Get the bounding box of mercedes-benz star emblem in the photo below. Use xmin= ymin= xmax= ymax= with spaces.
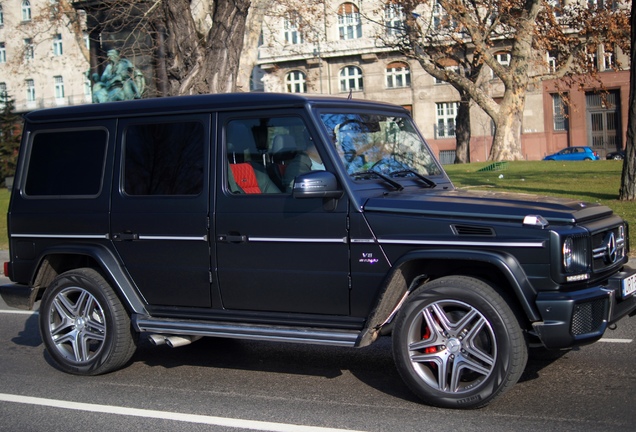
xmin=603 ymin=232 xmax=617 ymax=264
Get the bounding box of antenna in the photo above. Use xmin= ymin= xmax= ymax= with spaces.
xmin=348 ymin=89 xmax=353 ymax=100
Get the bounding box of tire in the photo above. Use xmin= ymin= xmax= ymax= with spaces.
xmin=392 ymin=276 xmax=527 ymax=409
xmin=39 ymin=268 xmax=137 ymax=375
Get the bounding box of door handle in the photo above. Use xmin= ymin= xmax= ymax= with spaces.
xmin=112 ymin=232 xmax=139 ymax=241
xmin=217 ymin=234 xmax=248 ymax=243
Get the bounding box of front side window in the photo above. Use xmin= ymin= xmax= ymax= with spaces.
xmin=124 ymin=121 xmax=205 ymax=195
xmin=386 ymin=62 xmax=410 ymax=88
xmin=338 ymin=3 xmax=362 ymax=40
xmin=339 ymin=66 xmax=363 ymax=92
xmin=436 ymin=102 xmax=458 ymax=138
xmin=226 ymin=116 xmax=322 ymax=194
xmin=320 ymin=112 xmax=441 ymax=177
xmin=25 ymin=129 xmax=107 ymax=196
xmin=285 ymin=70 xmax=306 ymax=93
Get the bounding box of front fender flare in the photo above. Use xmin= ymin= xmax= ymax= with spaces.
xmin=356 ymin=249 xmax=540 ymax=347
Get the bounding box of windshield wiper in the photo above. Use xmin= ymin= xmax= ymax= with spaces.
xmin=389 ymin=170 xmax=437 ymax=188
xmin=350 ymin=170 xmax=404 ymax=191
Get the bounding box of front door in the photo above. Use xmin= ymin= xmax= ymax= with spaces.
xmin=214 ymin=112 xmax=350 ymax=315
xmin=110 ymin=114 xmax=212 ymax=308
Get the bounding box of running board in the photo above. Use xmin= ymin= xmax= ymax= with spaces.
xmin=133 ymin=314 xmax=361 ymax=347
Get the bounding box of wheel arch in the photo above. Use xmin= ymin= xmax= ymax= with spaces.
xmin=31 ymin=244 xmax=148 ymax=315
xmin=356 ymin=249 xmax=540 ymax=347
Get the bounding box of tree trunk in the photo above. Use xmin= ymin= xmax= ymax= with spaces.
xmin=489 ymin=92 xmax=525 ymax=161
xmin=162 ymin=0 xmax=251 ymax=95
xmin=619 ymin=5 xmax=636 ymax=200
xmin=454 ymin=95 xmax=471 ymax=163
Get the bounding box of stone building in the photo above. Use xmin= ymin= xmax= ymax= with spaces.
xmin=255 ymin=1 xmax=630 ymax=162
xmin=0 ymin=0 xmax=91 ymax=112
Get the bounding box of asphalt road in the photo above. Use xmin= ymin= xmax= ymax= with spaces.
xmin=1 ymin=272 xmax=635 ymax=431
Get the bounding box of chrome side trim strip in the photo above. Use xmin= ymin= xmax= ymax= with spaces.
xmin=134 ymin=316 xmax=359 ymax=347
xmin=248 ymin=237 xmax=348 ymax=244
xmin=138 ymin=235 xmax=208 ymax=241
xmin=376 ymin=239 xmax=544 ymax=248
xmin=11 ymin=234 xmax=109 ymax=239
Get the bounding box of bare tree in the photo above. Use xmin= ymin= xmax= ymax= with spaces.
xmin=620 ymin=4 xmax=636 ymax=200
xmin=396 ymin=0 xmax=630 ymax=161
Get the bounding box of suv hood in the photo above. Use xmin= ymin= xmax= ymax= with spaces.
xmin=362 ymin=188 xmax=613 ymax=224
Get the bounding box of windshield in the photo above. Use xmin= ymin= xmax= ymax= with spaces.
xmin=319 ymin=113 xmax=442 ymax=180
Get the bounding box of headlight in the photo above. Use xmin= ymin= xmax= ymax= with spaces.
xmin=562 ymin=235 xmax=589 ymax=275
xmin=563 ymin=237 xmax=574 ymax=270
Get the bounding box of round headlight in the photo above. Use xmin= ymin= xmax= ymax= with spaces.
xmin=563 ymin=237 xmax=574 ymax=271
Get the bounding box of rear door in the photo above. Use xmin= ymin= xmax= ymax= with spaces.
xmin=110 ymin=114 xmax=212 ymax=307
xmin=214 ymin=111 xmax=351 ymax=315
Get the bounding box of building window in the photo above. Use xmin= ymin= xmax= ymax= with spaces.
xmin=54 ymin=76 xmax=64 ymax=100
xmin=339 ymin=66 xmax=363 ymax=92
xmin=384 ymin=2 xmax=404 ymax=36
xmin=436 ymin=102 xmax=458 ymax=138
xmin=24 ymin=38 xmax=34 ymax=61
xmin=0 ymin=5 xmax=4 ymax=26
xmin=338 ymin=3 xmax=362 ymax=40
xmin=285 ymin=70 xmax=306 ymax=93
xmin=386 ymin=61 xmax=410 ymax=88
xmin=284 ymin=14 xmax=303 ymax=45
xmin=0 ymin=42 xmax=6 ymax=63
xmin=26 ymin=79 xmax=35 ymax=102
xmin=22 ymin=0 xmax=32 ymax=22
xmin=53 ymin=34 xmax=63 ymax=56
xmin=552 ymin=94 xmax=568 ymax=131
xmin=547 ymin=51 xmax=557 ymax=73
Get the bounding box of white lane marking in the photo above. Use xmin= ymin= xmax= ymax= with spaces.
xmin=0 ymin=393 xmax=364 ymax=432
xmin=0 ymin=309 xmax=38 ymax=315
xmin=598 ymin=338 xmax=632 ymax=343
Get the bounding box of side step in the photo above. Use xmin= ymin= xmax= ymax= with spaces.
xmin=133 ymin=314 xmax=361 ymax=347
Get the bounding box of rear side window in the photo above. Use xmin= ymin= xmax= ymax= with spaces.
xmin=124 ymin=121 xmax=204 ymax=196
xmin=25 ymin=129 xmax=108 ymax=197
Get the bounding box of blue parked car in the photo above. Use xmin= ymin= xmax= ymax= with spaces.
xmin=543 ymin=146 xmax=599 ymax=161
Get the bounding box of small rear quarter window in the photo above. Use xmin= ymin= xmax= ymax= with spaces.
xmin=25 ymin=129 xmax=108 ymax=197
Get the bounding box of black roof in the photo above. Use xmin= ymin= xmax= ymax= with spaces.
xmin=25 ymin=93 xmax=406 ymax=124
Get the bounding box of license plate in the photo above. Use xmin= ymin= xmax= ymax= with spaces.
xmin=622 ymin=272 xmax=636 ymax=299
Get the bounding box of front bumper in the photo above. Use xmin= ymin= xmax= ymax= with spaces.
xmin=532 ymin=266 xmax=636 ymax=349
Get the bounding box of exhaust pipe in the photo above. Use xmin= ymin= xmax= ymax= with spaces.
xmin=148 ymin=334 xmax=167 ymax=346
xmin=148 ymin=334 xmax=202 ymax=348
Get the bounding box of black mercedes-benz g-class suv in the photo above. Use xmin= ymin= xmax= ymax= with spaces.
xmin=2 ymin=93 xmax=635 ymax=409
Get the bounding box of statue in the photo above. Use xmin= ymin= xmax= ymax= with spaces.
xmin=92 ymin=50 xmax=145 ymax=103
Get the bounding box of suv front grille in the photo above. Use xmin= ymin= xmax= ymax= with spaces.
xmin=591 ymin=226 xmax=626 ymax=272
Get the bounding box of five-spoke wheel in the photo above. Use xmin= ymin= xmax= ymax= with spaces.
xmin=39 ymin=268 xmax=137 ymax=375
xmin=392 ymin=276 xmax=527 ymax=408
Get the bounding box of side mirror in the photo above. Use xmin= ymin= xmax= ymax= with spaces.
xmin=292 ymin=171 xmax=343 ymax=199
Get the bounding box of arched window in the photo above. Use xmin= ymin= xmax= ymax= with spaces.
xmin=21 ymin=0 xmax=32 ymax=22
xmin=386 ymin=62 xmax=410 ymax=88
xmin=339 ymin=66 xmax=363 ymax=92
xmin=285 ymin=70 xmax=306 ymax=93
xmin=338 ymin=3 xmax=362 ymax=40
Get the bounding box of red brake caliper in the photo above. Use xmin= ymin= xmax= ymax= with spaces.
xmin=422 ymin=325 xmax=437 ymax=354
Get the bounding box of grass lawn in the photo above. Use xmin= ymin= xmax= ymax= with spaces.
xmin=444 ymin=160 xmax=635 ymax=243
xmin=0 ymin=160 xmax=633 ymax=251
